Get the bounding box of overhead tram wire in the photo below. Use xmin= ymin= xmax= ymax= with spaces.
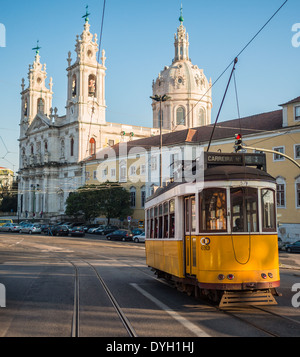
xmin=172 ymin=0 xmax=289 ymax=134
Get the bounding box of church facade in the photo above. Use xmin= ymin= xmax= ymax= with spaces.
xmin=17 ymin=18 xmax=157 ymax=220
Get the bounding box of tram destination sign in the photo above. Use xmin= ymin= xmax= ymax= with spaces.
xmin=205 ymin=152 xmax=266 ymax=170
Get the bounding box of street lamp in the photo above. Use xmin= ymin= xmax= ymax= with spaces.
xmin=150 ymin=94 xmax=171 ymax=187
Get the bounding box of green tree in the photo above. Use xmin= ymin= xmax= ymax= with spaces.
xmin=65 ymin=182 xmax=133 ymax=223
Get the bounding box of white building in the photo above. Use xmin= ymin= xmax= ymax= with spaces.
xmin=17 ymin=18 xmax=155 ymax=220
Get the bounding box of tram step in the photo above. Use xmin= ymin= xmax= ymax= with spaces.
xmin=219 ymin=290 xmax=277 ymax=308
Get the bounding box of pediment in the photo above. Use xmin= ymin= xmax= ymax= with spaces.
xmin=27 ymin=114 xmax=50 ymax=134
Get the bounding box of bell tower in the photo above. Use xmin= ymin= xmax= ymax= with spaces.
xmin=66 ymin=8 xmax=106 ymax=125
xmin=20 ymin=42 xmax=53 ymax=137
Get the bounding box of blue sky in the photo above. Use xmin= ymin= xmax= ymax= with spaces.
xmin=0 ymin=0 xmax=299 ymax=171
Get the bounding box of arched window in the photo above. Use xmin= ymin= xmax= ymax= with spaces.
xmin=72 ymin=74 xmax=77 ymax=98
xmin=24 ymin=98 xmax=28 ymax=116
xmin=89 ymin=138 xmax=96 ymax=156
xmin=130 ymin=186 xmax=136 ymax=208
xmin=37 ymin=98 xmax=45 ymax=114
xmin=70 ymin=138 xmax=74 ymax=157
xmin=88 ymin=74 xmax=96 ymax=97
xmin=197 ymin=108 xmax=206 ymax=127
xmin=176 ymin=106 xmax=185 ymax=126
xmin=30 ymin=144 xmax=34 ymax=155
xmin=276 ymin=176 xmax=286 ymax=208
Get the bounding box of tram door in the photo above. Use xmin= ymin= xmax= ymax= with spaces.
xmin=185 ymin=196 xmax=197 ymax=276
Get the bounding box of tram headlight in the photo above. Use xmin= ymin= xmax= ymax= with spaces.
xmin=268 ymin=273 xmax=273 ymax=278
xmin=261 ymin=273 xmax=267 ymax=279
xmin=227 ymin=274 xmax=234 ymax=280
xmin=218 ymin=274 xmax=225 ymax=280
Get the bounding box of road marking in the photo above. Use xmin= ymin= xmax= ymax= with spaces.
xmin=130 ymin=283 xmax=211 ymax=337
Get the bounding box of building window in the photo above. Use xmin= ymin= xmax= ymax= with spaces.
xmin=111 ymin=168 xmax=116 ymax=178
xmin=89 ymin=138 xmax=96 ymax=156
xmin=88 ymin=74 xmax=96 ymax=97
xmin=176 ymin=106 xmax=185 ymax=126
xmin=296 ymin=179 xmax=300 ymax=208
xmin=276 ymin=183 xmax=285 ymax=208
xmin=130 ymin=187 xmax=136 ymax=208
xmin=72 ymin=74 xmax=77 ymax=98
xmin=197 ymin=108 xmax=205 ymax=127
xmin=130 ymin=165 xmax=136 ymax=176
xmin=70 ymin=138 xmax=74 ymax=157
xmin=295 ymin=106 xmax=300 ymax=121
xmin=151 ymin=156 xmax=157 ymax=171
xmin=108 ymin=139 xmax=114 ymax=146
xmin=37 ymin=98 xmax=44 ymax=114
xmin=295 ymin=144 xmax=300 ymax=159
xmin=93 ymin=170 xmax=97 ymax=180
xmin=141 ymin=186 xmax=146 ymax=208
xmin=273 ymin=146 xmax=285 ymax=161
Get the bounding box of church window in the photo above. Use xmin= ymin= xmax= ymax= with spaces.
xmin=176 ymin=106 xmax=185 ymax=125
xmin=30 ymin=144 xmax=34 ymax=155
xmin=88 ymin=74 xmax=96 ymax=97
xmin=70 ymin=138 xmax=74 ymax=157
xmin=158 ymin=109 xmax=164 ymax=128
xmin=44 ymin=141 xmax=48 ymax=151
xmin=130 ymin=186 xmax=136 ymax=208
xmin=89 ymin=138 xmax=96 ymax=156
xmin=72 ymin=74 xmax=77 ymax=98
xmin=24 ymin=99 xmax=28 ymax=116
xmin=197 ymin=108 xmax=206 ymax=127
xmin=37 ymin=98 xmax=45 ymax=114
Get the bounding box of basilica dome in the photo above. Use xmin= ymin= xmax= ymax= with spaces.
xmin=151 ymin=13 xmax=212 ymax=131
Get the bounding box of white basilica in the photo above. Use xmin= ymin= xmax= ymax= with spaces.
xmin=18 ymin=10 xmax=212 ymax=220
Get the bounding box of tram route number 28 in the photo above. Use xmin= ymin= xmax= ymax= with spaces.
xmin=200 ymin=237 xmax=211 ymax=251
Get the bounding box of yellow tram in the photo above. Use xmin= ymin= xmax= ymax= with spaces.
xmin=145 ymin=152 xmax=280 ymax=306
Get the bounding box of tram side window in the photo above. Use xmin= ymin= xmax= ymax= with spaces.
xmin=163 ymin=202 xmax=169 ymax=238
xmin=154 ymin=206 xmax=158 ymax=238
xmin=158 ymin=204 xmax=163 ymax=238
xmin=200 ymin=188 xmax=227 ymax=232
xmin=169 ymin=199 xmax=175 ymax=238
xmin=231 ymin=187 xmax=258 ymax=232
xmin=261 ymin=189 xmax=276 ymax=232
xmin=150 ymin=208 xmax=154 ymax=238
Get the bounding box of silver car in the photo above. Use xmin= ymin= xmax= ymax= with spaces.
xmin=20 ymin=223 xmax=42 ymax=234
xmin=0 ymin=223 xmax=21 ymax=232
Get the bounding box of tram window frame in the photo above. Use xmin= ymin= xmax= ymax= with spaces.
xmin=231 ymin=187 xmax=259 ymax=233
xmin=199 ymin=188 xmax=227 ymax=232
xmin=158 ymin=204 xmax=163 ymax=238
xmin=150 ymin=208 xmax=154 ymax=238
xmin=163 ymin=201 xmax=169 ymax=238
xmin=169 ymin=199 xmax=175 ymax=238
xmin=261 ymin=188 xmax=276 ymax=232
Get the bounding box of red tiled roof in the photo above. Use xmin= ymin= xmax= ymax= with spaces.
xmin=91 ymin=109 xmax=283 ymax=160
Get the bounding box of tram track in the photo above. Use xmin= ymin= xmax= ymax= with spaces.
xmin=215 ymin=304 xmax=300 ymax=337
xmin=68 ymin=258 xmax=138 ymax=338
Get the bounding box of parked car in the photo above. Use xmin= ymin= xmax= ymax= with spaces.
xmin=133 ymin=232 xmax=145 ymax=243
xmin=94 ymin=225 xmax=118 ymax=235
xmin=0 ymin=222 xmax=21 ymax=232
xmin=285 ymin=241 xmax=300 ymax=253
xmin=106 ymin=229 xmax=133 ymax=241
xmin=70 ymin=226 xmax=85 ymax=237
xmin=48 ymin=225 xmax=69 ymax=236
xmin=131 ymin=228 xmax=144 ymax=236
xmin=87 ymin=225 xmax=105 ymax=233
xmin=20 ymin=223 xmax=41 ymax=234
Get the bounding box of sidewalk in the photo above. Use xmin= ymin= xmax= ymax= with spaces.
xmin=279 ymin=252 xmax=300 ymax=270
